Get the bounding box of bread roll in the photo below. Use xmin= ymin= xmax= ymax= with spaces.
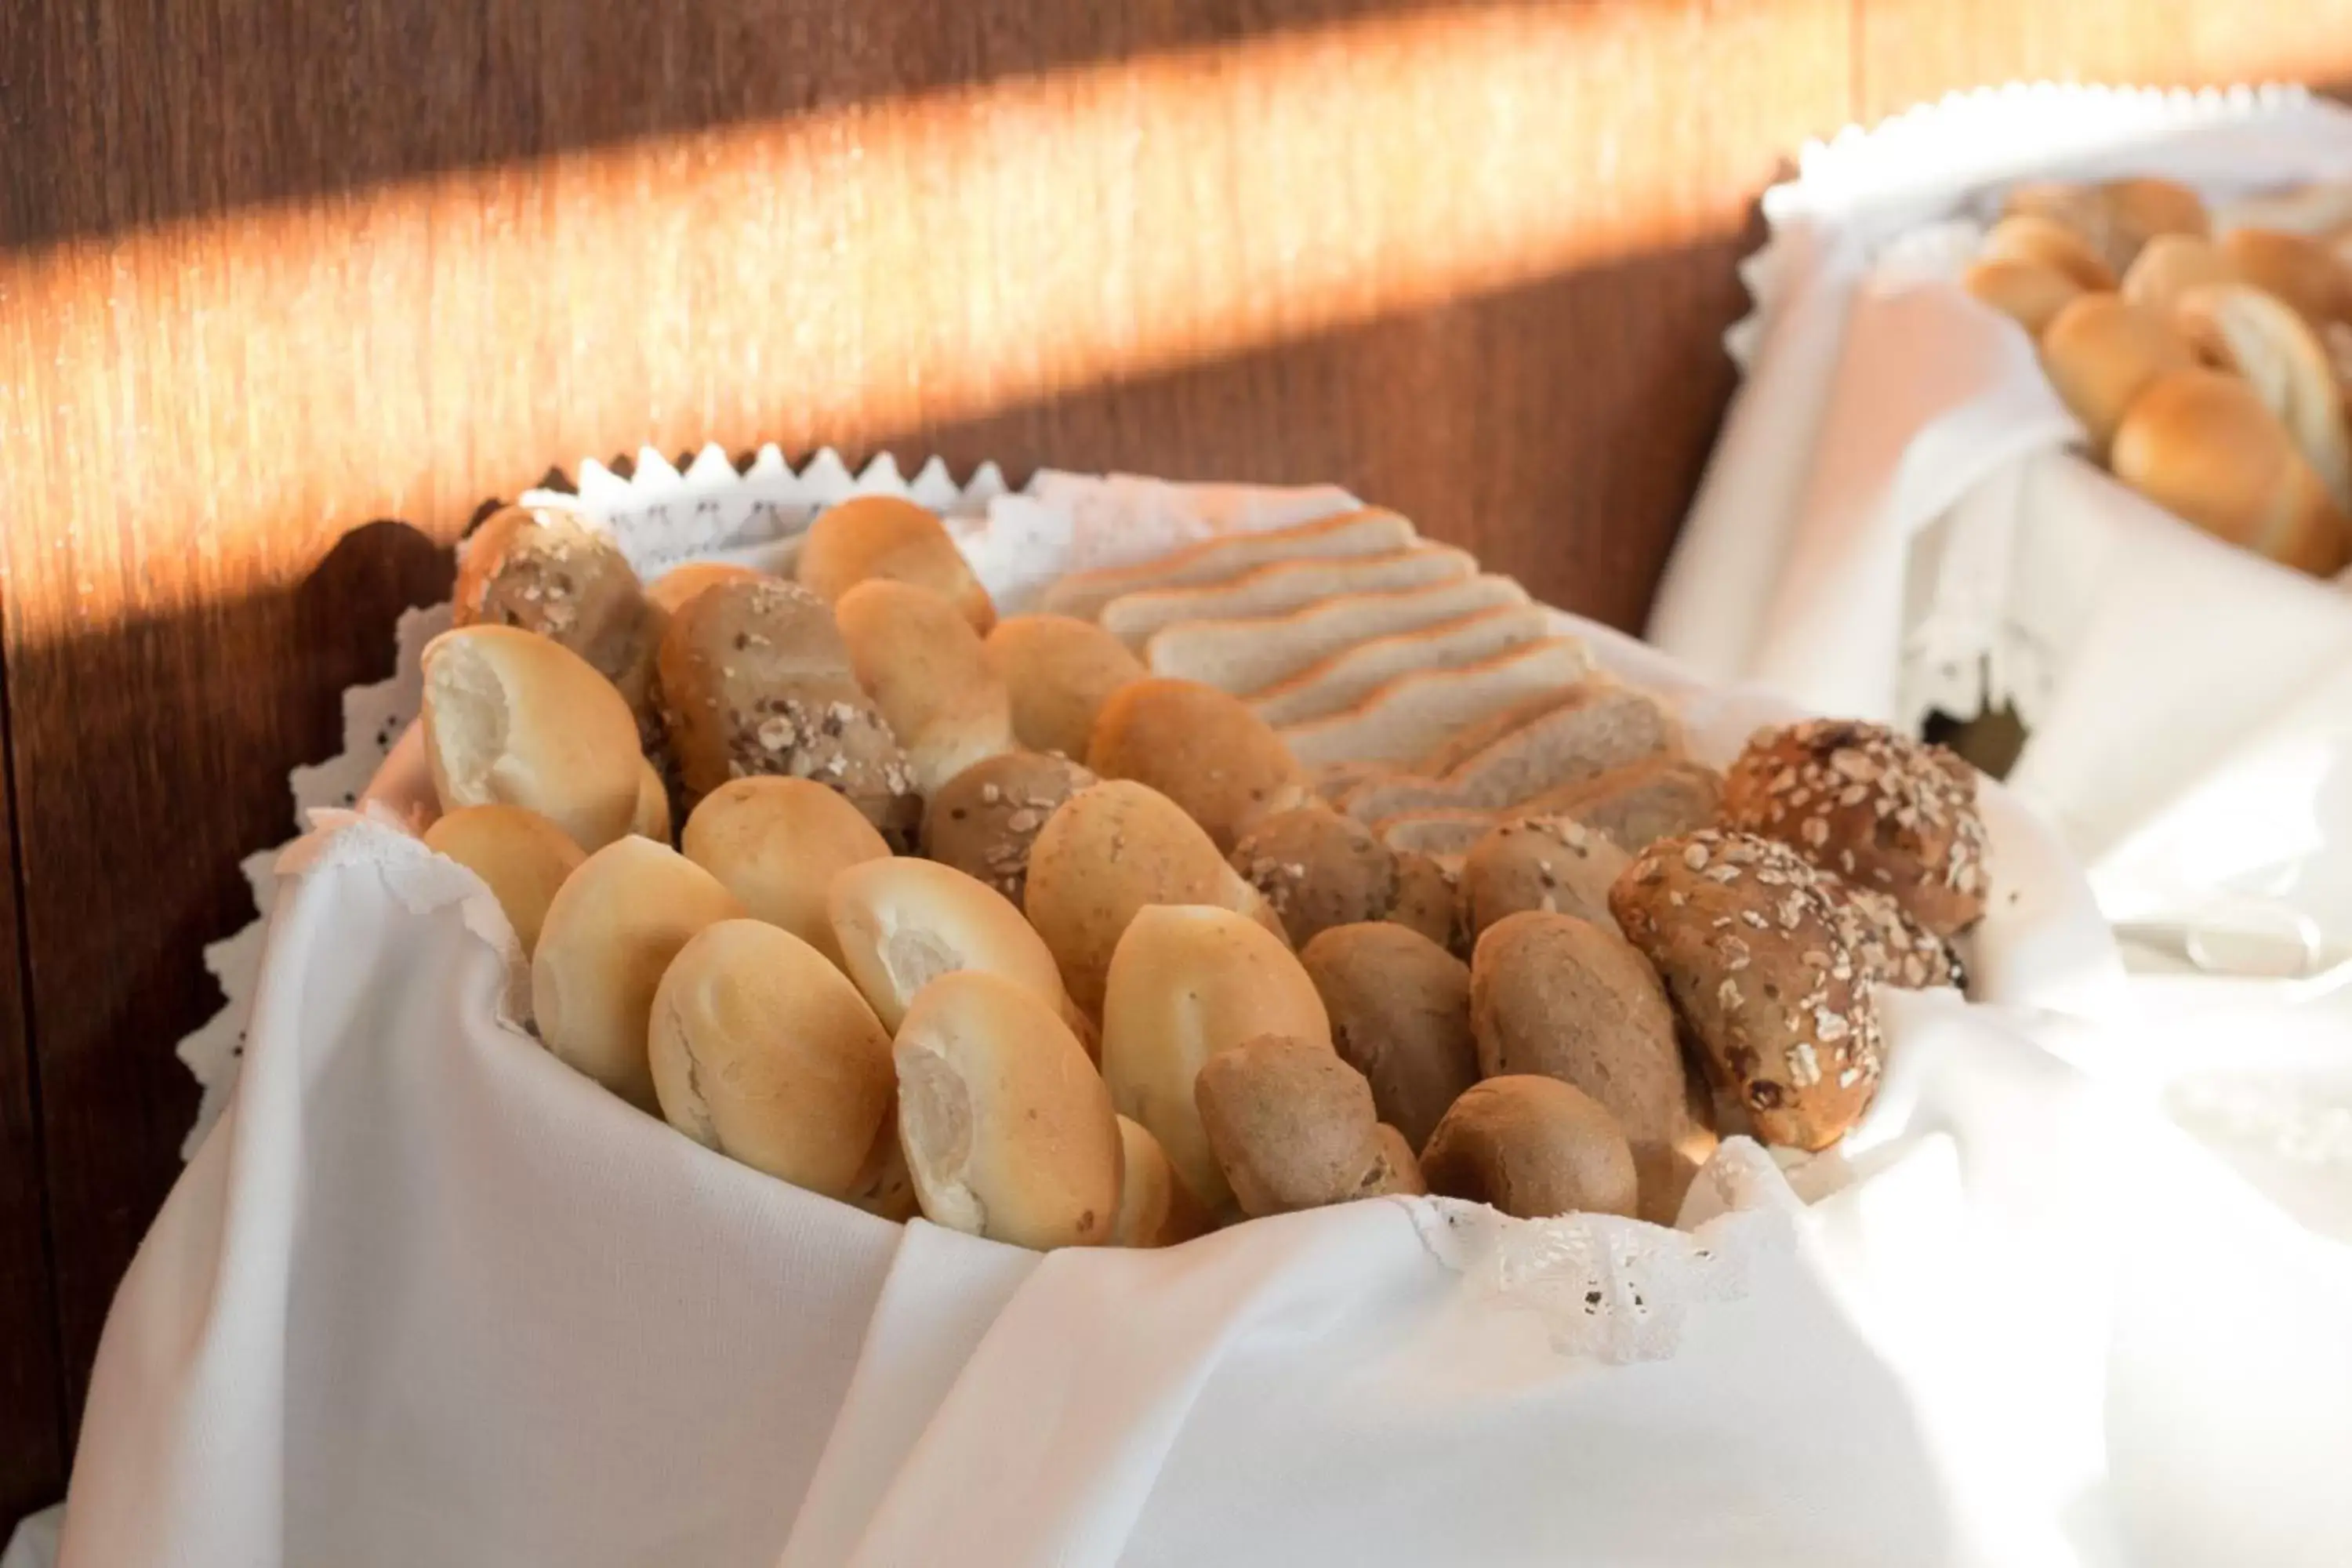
xmin=1980 ymin=212 xmax=2118 ymax=291
xmin=2038 ymin=293 xmax=2198 ymax=459
xmin=681 ymin=775 xmax=891 ymax=967
xmin=1229 ymin=804 xmax=1454 ymax=949
xmin=2120 ymin=233 xmax=2238 ymax=315
xmin=921 ymin=750 xmax=1097 ymax=906
xmin=630 ymin=756 xmax=672 ymax=842
xmin=1023 ymin=780 xmax=1287 ymax=1017
xmin=1374 ymin=809 xmax=1493 ymax=862
xmin=1367 ymin=1123 xmax=1428 ymax=1196
xmin=532 ymin=837 xmax=745 ymax=1108
xmin=1962 ymin=258 xmax=2085 ymax=338
xmin=895 ymin=971 xmax=1121 ymax=1250
xmin=1519 ymin=756 xmax=1722 ymax=854
xmin=1298 ymin=922 xmax=1476 ymax=1153
xmin=644 ymin=561 xmax=766 ymax=617
xmin=1087 ymin=678 xmax=1308 ymax=852
xmin=1111 ymin=1115 xmax=1210 ymax=1247
xmin=1388 ymin=851 xmax=1465 ymax=954
xmin=2171 ymin=283 xmax=2352 ymax=513
xmin=656 ymin=578 xmax=920 ymax=837
xmin=422 ymin=623 xmax=644 ymax=852
xmin=1829 ymin=877 xmax=1966 ymax=992
xmin=1468 ymin=910 xmax=1705 ymax=1222
xmin=2220 ymin=228 xmax=2351 ymax=325
xmin=835 ymin=578 xmax=1017 ymax=795
xmin=826 ymin=856 xmax=1091 ymax=1044
xmin=648 ymin=919 xmax=901 ymax=1210
xmin=2111 ymin=368 xmax=2351 ymax=575
xmin=453 ymin=504 xmax=659 ymax=737
xmin=1099 ymin=905 xmax=1331 ymax=1211
xmin=982 ymin=614 xmax=1147 ymax=758
xmin=1719 ymin=718 xmax=1991 ymax=938
xmin=1611 ymin=830 xmax=1882 ymax=1152
xmin=422 ymin=804 xmax=585 ymax=958
xmin=2099 ymin=177 xmax=2212 ymax=250
xmin=1040 ymin=506 xmax=1417 ymax=621
xmin=1418 ymin=1076 xmax=1638 ymax=1221
xmin=797 ymin=495 xmax=996 ymax=633
xmin=1458 ymin=815 xmax=1631 ymax=942
xmin=1193 ymin=1033 xmax=1388 ymax=1218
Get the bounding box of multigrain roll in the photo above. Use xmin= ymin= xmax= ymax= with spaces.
xmin=2038 ymin=293 xmax=2198 ymax=459
xmin=1099 ymin=904 xmax=1332 ymax=1212
xmin=1024 ymin=780 xmax=1287 ymax=1017
xmin=680 ymin=776 xmax=892 ymax=967
xmin=797 ymin=495 xmax=996 ymax=633
xmin=1298 ymin=922 xmax=1476 ymax=1153
xmin=1087 ymin=677 xmax=1309 ymax=852
xmin=983 ymin=613 xmax=1149 ymax=758
xmin=1610 ymin=830 xmax=1883 ymax=1152
xmin=1831 ymin=879 xmax=1967 ymax=992
xmin=453 ymin=504 xmax=660 ymax=736
xmin=920 ymin=750 xmax=1098 ymax=907
xmin=531 ymin=837 xmax=745 ymax=1109
xmin=1418 ymin=1076 xmax=1638 ymax=1221
xmin=895 ymin=971 xmax=1122 ymax=1250
xmin=422 ymin=623 xmax=644 ymax=852
xmin=826 ymin=856 xmax=1092 ymax=1046
xmin=1457 ymin=815 xmax=1630 ymax=942
xmin=1110 ymin=1115 xmax=1210 ymax=1248
xmin=1227 ymin=804 xmax=1457 ymax=950
xmin=1193 ymin=1033 xmax=1390 ymax=1218
xmin=1468 ymin=910 xmax=1709 ymax=1223
xmin=422 ymin=804 xmax=586 ymax=959
xmin=834 ymin=578 xmax=1018 ymax=795
xmin=648 ymin=919 xmax=903 ymax=1212
xmin=2111 ymin=368 xmax=2351 ymax=575
xmin=656 ymin=578 xmax=920 ymax=837
xmin=1719 ymin=718 xmax=1991 ymax=938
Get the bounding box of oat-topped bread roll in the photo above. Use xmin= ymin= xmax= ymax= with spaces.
xmin=834 ymin=579 xmax=1017 ymax=796
xmin=921 ymin=750 xmax=1096 ymax=908
xmin=1040 ymin=506 xmax=1417 ymax=621
xmin=2038 ymin=294 xmax=2199 ymax=459
xmin=797 ymin=494 xmax=996 ymax=633
xmin=2111 ymin=368 xmax=2350 ymax=575
xmin=1228 ymin=804 xmax=1454 ymax=949
xmin=656 ymin=577 xmax=920 ymax=838
xmin=1829 ymin=879 xmax=1966 ymax=992
xmin=1087 ymin=677 xmax=1308 ymax=853
xmin=1298 ymin=922 xmax=1476 ymax=1153
xmin=1719 ymin=718 xmax=1991 ymax=939
xmin=1101 ymin=544 xmax=1475 ymax=652
xmin=827 ymin=856 xmax=1092 ymax=1047
xmin=1457 ymin=815 xmax=1630 ymax=942
xmin=454 ymin=504 xmax=660 ymax=739
xmin=1418 ymin=1076 xmax=1638 ymax=1221
xmin=1963 ymin=257 xmax=2087 ymax=338
xmin=1341 ymin=681 xmax=1677 ymax=826
xmin=422 ymin=804 xmax=586 ymax=960
xmin=423 ymin=624 xmax=645 ymax=853
xmin=681 ymin=775 xmax=891 ymax=967
xmin=982 ymin=614 xmax=1146 ymax=759
xmin=1610 ymin=830 xmax=1882 ymax=1152
xmin=1519 ymin=755 xmax=1722 ymax=854
xmin=1193 ymin=1033 xmax=1414 ymax=1218
xmin=1110 ymin=1115 xmax=1210 ymax=1248
xmin=1468 ymin=910 xmax=1710 ymax=1222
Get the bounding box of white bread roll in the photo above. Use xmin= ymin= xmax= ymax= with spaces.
xmin=826 ymin=856 xmax=1090 ymax=1043
xmin=2038 ymin=293 xmax=2198 ymax=459
xmin=1111 ymin=1115 xmax=1209 ymax=1247
xmin=1040 ymin=506 xmax=1417 ymax=621
xmin=422 ymin=623 xmax=644 ymax=852
xmin=2120 ymin=233 xmax=2238 ymax=316
xmin=2172 ymin=283 xmax=2352 ymax=513
xmin=421 ymin=804 xmax=585 ymax=959
xmin=630 ymin=756 xmax=671 ymax=842
xmin=1962 ymin=257 xmax=2085 ymax=338
xmin=982 ymin=614 xmax=1148 ymax=758
xmin=797 ymin=495 xmax=996 ymax=633
xmin=1980 ymin=212 xmax=2117 ymax=291
xmin=2111 ymin=368 xmax=2351 ymax=577
xmin=648 ymin=918 xmax=901 ymax=1208
xmin=895 ymin=971 xmax=1123 ymax=1250
xmin=1086 ymin=677 xmax=1308 ymax=853
xmin=1099 ymin=545 xmax=1475 ymax=652
xmin=1099 ymin=905 xmax=1331 ymax=1212
xmin=834 ymin=578 xmax=1017 ymax=795
xmin=532 ymin=837 xmax=745 ymax=1108
xmin=2221 ymin=228 xmax=2351 ymax=325
xmin=681 ymin=775 xmax=892 ymax=967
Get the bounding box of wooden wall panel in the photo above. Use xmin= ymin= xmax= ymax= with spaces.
xmin=0 ymin=750 xmax=64 ymax=1527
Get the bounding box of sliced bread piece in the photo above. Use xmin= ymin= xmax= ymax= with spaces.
xmin=1145 ymin=574 xmax=1530 ymax=694
xmin=1374 ymin=810 xmax=1497 ymax=860
xmin=1414 ymin=685 xmax=1585 ymax=777
xmin=1309 ymin=759 xmax=1393 ymax=805
xmin=1040 ymin=507 xmax=1416 ymax=620
xmin=1249 ymin=604 xmax=1555 ymax=727
xmin=1340 ymin=681 xmax=1678 ymax=823
xmin=1101 ymin=545 xmax=1475 ymax=652
xmin=1517 ymin=756 xmax=1723 ymax=854
xmin=1277 ymin=638 xmax=1594 ymax=768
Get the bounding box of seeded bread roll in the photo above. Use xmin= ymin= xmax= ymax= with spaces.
xmin=648 ymin=919 xmax=902 ymax=1210
xmin=1111 ymin=1115 xmax=1210 ymax=1247
xmin=532 ymin=837 xmax=746 ymax=1109
xmin=895 ymin=971 xmax=1122 ymax=1249
xmin=1457 ymin=815 xmax=1631 ymax=942
xmin=1298 ymin=922 xmax=1476 ymax=1153
xmin=1023 ymin=780 xmax=1287 ymax=1018
xmin=1418 ymin=1075 xmax=1638 ymax=1221
xmin=422 ymin=804 xmax=586 ymax=959
xmin=1610 ymin=830 xmax=1884 ymax=1152
xmin=835 ymin=578 xmax=1018 ymax=795
xmin=1519 ymin=756 xmax=1722 ymax=853
xmin=1468 ymin=911 xmax=1708 ymax=1223
xmin=1829 ymin=878 xmax=1967 ymax=992
xmin=1719 ymin=718 xmax=1991 ymax=938
xmin=423 ymin=624 xmax=645 ymax=853
xmin=630 ymin=756 xmax=672 ymax=842
xmin=644 ymin=561 xmax=767 ymax=617
xmin=2111 ymin=368 xmax=2352 ymax=575
xmin=656 ymin=578 xmax=920 ymax=837
xmin=2038 ymin=293 xmax=2199 ymax=459
xmin=1963 ymin=257 xmax=2087 ymax=337
xmin=797 ymin=495 xmax=996 ymax=633
xmin=826 ymin=856 xmax=1091 ymax=1044
xmin=921 ymin=750 xmax=1097 ymax=907
xmin=982 ymin=614 xmax=1147 ymax=759
xmin=1087 ymin=677 xmax=1309 ymax=853
xmin=1194 ymin=1034 xmax=1390 ymax=1218
xmin=1226 ymin=804 xmax=1455 ymax=950
xmin=681 ymin=775 xmax=891 ymax=967
xmin=453 ymin=504 xmax=660 ymax=739
xmin=1099 ymin=905 xmax=1331 ymax=1211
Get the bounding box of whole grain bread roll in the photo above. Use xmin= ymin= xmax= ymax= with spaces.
xmin=1227 ymin=804 xmax=1455 ymax=950
xmin=1719 ymin=718 xmax=1991 ymax=938
xmin=648 ymin=918 xmax=902 ymax=1210
xmin=982 ymin=614 xmax=1147 ymax=759
xmin=1829 ymin=877 xmax=1967 ymax=992
xmin=920 ymin=750 xmax=1098 ymax=907
xmin=834 ymin=578 xmax=1018 ymax=795
xmin=1468 ymin=910 xmax=1708 ymax=1222
xmin=1298 ymin=922 xmax=1476 ymax=1153
xmin=2038 ymin=292 xmax=2199 ymax=459
xmin=453 ymin=503 xmax=660 ymax=739
xmin=826 ymin=855 xmax=1092 ymax=1046
xmin=644 ymin=561 xmax=767 ymax=617
xmin=1193 ymin=1033 xmax=1389 ymax=1218
xmin=895 ymin=971 xmax=1122 ymax=1250
xmin=797 ymin=495 xmax=996 ymax=633
xmin=1099 ymin=904 xmax=1331 ymax=1212
xmin=532 ymin=837 xmax=745 ymax=1109
xmin=1111 ymin=1115 xmax=1210 ymax=1247
xmin=1610 ymin=829 xmax=1884 ymax=1152
xmin=681 ymin=775 xmax=891 ymax=967
xmin=423 ymin=623 xmax=645 ymax=853
xmin=422 ymin=804 xmax=586 ymax=959
xmin=1457 ymin=815 xmax=1631 ymax=942
xmin=1418 ymin=1075 xmax=1638 ymax=1220
xmin=2111 ymin=368 xmax=2351 ymax=575
xmin=1087 ymin=677 xmax=1308 ymax=852
xmin=1518 ymin=755 xmax=1722 ymax=854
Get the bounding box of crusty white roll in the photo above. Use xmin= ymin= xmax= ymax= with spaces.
xmin=1111 ymin=1115 xmax=1210 ymax=1247
xmin=1962 ymin=258 xmax=2085 ymax=339
xmin=1980 ymin=212 xmax=2118 ymax=292
xmin=797 ymin=495 xmax=996 ymax=633
xmin=453 ymin=504 xmax=659 ymax=735
xmin=532 ymin=837 xmax=745 ymax=1108
xmin=834 ymin=578 xmax=1018 ymax=796
xmin=2038 ymin=293 xmax=2199 ymax=460
xmin=630 ymin=756 xmax=672 ymax=842
xmin=681 ymin=775 xmax=892 ymax=967
xmin=422 ymin=804 xmax=585 ymax=959
xmin=2111 ymin=368 xmax=2351 ymax=576
xmin=2172 ymin=283 xmax=2352 ymax=514
xmin=422 ymin=623 xmax=644 ymax=852
xmin=895 ymin=971 xmax=1123 ymax=1250
xmin=648 ymin=918 xmax=902 ymax=1210
xmin=1087 ymin=677 xmax=1309 ymax=853
xmin=2120 ymin=233 xmax=2238 ymax=316
xmin=826 ymin=855 xmax=1091 ymax=1044
xmin=982 ymin=614 xmax=1148 ymax=759
xmin=1099 ymin=904 xmax=1331 ymax=1213
xmin=2221 ymin=227 xmax=2351 ymax=326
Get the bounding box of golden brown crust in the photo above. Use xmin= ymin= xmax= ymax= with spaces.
xmin=797 ymin=495 xmax=996 ymax=633
xmin=1194 ymin=1033 xmax=1387 ymax=1218
xmin=1418 ymin=1076 xmax=1638 ymax=1221
xmin=454 ymin=505 xmax=662 ymax=746
xmin=982 ymin=613 xmax=1147 ymax=759
xmin=921 ymin=751 xmax=1098 ymax=909
xmin=1298 ymin=922 xmax=1477 ymax=1155
xmin=1087 ymin=677 xmax=1308 ymax=853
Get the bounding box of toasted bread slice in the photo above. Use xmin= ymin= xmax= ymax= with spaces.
xmin=1249 ymin=604 xmax=1555 ymax=727
xmin=1518 ymin=756 xmax=1723 ymax=855
xmin=1101 ymin=545 xmax=1474 ymax=651
xmin=1341 ymin=681 xmax=1677 ymax=822
xmin=1277 ymin=639 xmax=1594 ymax=768
xmin=1040 ymin=507 xmax=1417 ymax=620
xmin=1145 ymin=575 xmax=1530 ymax=694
